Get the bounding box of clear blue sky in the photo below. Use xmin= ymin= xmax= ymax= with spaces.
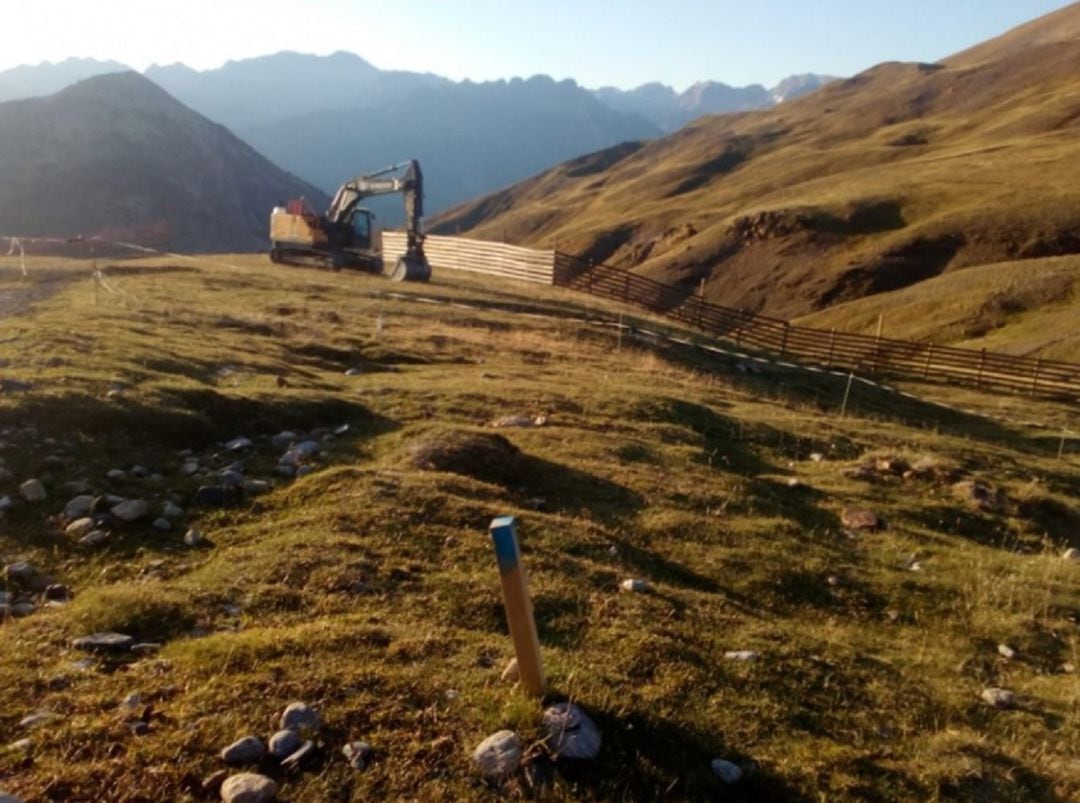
xmin=4 ymin=0 xmax=1073 ymax=89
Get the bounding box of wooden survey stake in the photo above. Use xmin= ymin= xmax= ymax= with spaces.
xmin=489 ymin=516 xmax=546 ymax=697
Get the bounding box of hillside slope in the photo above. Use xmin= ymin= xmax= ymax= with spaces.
xmin=0 ymin=73 xmax=326 ymax=251
xmin=433 ymin=3 xmax=1080 ymax=320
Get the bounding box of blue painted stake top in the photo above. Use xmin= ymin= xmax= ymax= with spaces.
xmin=490 ymin=515 xmax=521 ymax=574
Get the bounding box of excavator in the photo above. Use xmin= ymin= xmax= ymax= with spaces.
xmin=269 ymin=159 xmax=430 ymax=281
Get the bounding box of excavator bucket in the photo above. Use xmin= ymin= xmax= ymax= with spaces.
xmin=389 ymin=254 xmax=431 ymax=282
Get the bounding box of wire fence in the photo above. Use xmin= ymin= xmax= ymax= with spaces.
xmin=552 ymin=252 xmax=1079 ymax=401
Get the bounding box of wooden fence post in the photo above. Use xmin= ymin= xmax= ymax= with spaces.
xmin=923 ymin=344 xmax=934 ymax=379
xmin=780 ymin=322 xmax=790 ymax=356
xmin=623 ymin=272 xmax=630 ymax=302
xmin=488 ymin=516 xmax=545 ymax=697
xmin=976 ymin=348 xmax=987 ymax=386
xmin=871 ymin=314 xmax=884 ymax=374
xmin=1030 ymin=357 xmax=1042 ymax=396
xmin=826 ymin=329 xmax=836 ymax=368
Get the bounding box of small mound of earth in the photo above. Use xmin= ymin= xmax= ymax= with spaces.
xmin=406 ymin=430 xmax=522 ymax=485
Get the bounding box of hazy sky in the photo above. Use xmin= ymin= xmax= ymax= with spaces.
xmin=3 ymin=0 xmax=1073 ymax=89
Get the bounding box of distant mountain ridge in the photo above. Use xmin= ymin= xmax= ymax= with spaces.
xmin=0 ymin=54 xmax=836 ymax=218
xmin=593 ymin=74 xmax=836 ymax=132
xmin=0 ymin=72 xmax=327 ymax=250
xmin=0 ymin=57 xmax=128 ymax=103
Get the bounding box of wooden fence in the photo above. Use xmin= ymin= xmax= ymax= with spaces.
xmin=551 ymin=252 xmax=1079 ymax=399
xmin=383 ymin=231 xmax=554 ymax=284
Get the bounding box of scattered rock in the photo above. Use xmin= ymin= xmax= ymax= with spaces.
xmin=225 ymin=437 xmax=253 ymax=452
xmin=18 ymin=479 xmax=46 ymax=503
xmin=342 ymin=740 xmax=374 ymax=770
xmin=221 ymin=736 xmax=267 ymax=765
xmin=11 ymin=602 xmax=34 ymax=617
xmin=243 ymin=479 xmax=271 ymax=496
xmin=131 ymin=465 xmax=149 ymax=478
xmin=110 ymin=498 xmax=148 ymax=522
xmin=619 ymin=578 xmax=649 ymax=593
xmin=3 ymin=562 xmax=37 ymax=586
xmin=280 ymin=702 xmax=321 ymax=734
xmin=268 ymin=729 xmax=302 ymax=761
xmin=65 ymin=517 xmax=95 ymax=538
xmin=280 ymin=739 xmax=316 ymax=770
xmin=981 ymin=687 xmax=1016 ymax=709
xmin=344 ymin=367 xmax=362 ymax=376
xmin=809 ymin=453 xmax=824 ymax=463
xmin=841 ymin=508 xmax=883 ymax=531
xmin=63 ymin=494 xmax=95 ymax=519
xmin=271 ymin=431 xmax=299 ymax=449
xmin=183 ymin=528 xmax=205 ymax=548
xmin=219 ymin=773 xmax=278 ymax=803
xmin=953 ymin=480 xmax=1005 ymax=513
xmin=181 ymin=460 xmax=200 ymax=476
xmin=196 ymin=485 xmax=241 ymax=508
xmin=44 ymin=584 xmax=71 ymax=602
xmin=542 ymin=702 xmax=601 ymax=760
xmin=72 ymin=632 xmax=134 ymax=653
xmin=501 ymin=658 xmax=519 ymax=683
xmin=18 ymin=712 xmax=60 ymax=730
xmin=472 ymin=730 xmax=522 ymax=780
xmin=106 ymin=469 xmax=127 ymax=482
xmin=220 ymin=470 xmax=246 ymax=488
xmin=711 ymin=758 xmax=744 ymax=784
xmin=161 ymin=501 xmax=184 ymax=519
xmin=1063 ymin=548 xmax=1079 ymax=561
xmin=79 ymin=530 xmax=109 ymax=547
xmin=152 ymin=517 xmax=172 ymax=532
xmin=491 ymin=414 xmax=534 ymax=428
xmin=129 ymin=721 xmax=150 ymax=736
xmin=724 ymin=650 xmax=760 ymax=662
xmin=201 ymin=770 xmax=229 ymax=795
xmin=131 ymin=643 xmax=162 ymax=655
xmin=997 ymin=644 xmax=1017 ymax=660
xmin=0 ymin=496 xmax=12 ymax=512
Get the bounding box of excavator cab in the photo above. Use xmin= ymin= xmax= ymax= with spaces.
xmin=348 ymin=208 xmax=374 ymax=249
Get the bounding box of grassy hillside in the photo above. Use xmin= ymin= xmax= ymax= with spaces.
xmin=432 ymin=4 xmax=1080 ymax=323
xmin=796 ymin=255 xmax=1080 ymax=362
xmin=0 ymin=253 xmax=1077 ymax=802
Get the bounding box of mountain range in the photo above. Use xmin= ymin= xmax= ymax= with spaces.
xmin=0 ymin=55 xmax=834 ymax=219
xmin=0 ymin=72 xmax=326 ymax=250
xmin=434 ymin=2 xmax=1080 ymax=332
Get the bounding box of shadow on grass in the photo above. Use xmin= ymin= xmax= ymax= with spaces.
xmin=542 ymin=705 xmax=813 ymax=802
xmin=517 ymin=454 xmax=644 ymax=526
xmin=938 ymin=743 xmax=1070 ymax=803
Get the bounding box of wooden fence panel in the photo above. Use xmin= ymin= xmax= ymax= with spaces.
xmin=383 ymin=232 xmax=555 ymax=284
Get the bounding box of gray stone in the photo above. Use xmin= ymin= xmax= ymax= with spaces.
xmin=72 ymin=632 xmax=134 ymax=653
xmin=619 ymin=578 xmax=649 ymax=593
xmin=219 ymin=773 xmax=278 ymax=803
xmin=44 ymin=584 xmax=71 ymax=602
xmin=152 ymin=517 xmax=172 ymax=531
xmin=724 ymin=650 xmax=760 ymax=662
xmin=997 ymin=643 xmax=1017 ymax=660
xmin=221 ymin=736 xmax=266 ymax=765
xmin=1064 ymin=548 xmax=1080 ymax=561
xmin=131 ymin=643 xmax=162 ymax=655
xmin=711 ymin=758 xmax=744 ymax=784
xmin=183 ymin=528 xmax=205 ymax=548
xmin=3 ymin=562 xmax=36 ymax=585
xmin=342 ymin=740 xmax=374 ymax=770
xmin=243 ymin=480 xmax=271 ymax=496
xmin=18 ymin=479 xmax=46 ymax=503
xmin=279 ymin=739 xmax=315 ymax=769
xmin=11 ymin=602 xmax=34 ymax=617
xmin=19 ymin=712 xmax=60 ymax=729
xmin=220 ymin=470 xmax=246 ymax=488
xmin=202 ymin=770 xmax=228 ymax=795
xmin=161 ymin=501 xmax=184 ymax=519
xmin=65 ymin=517 xmax=95 ymax=538
xmin=279 ymin=702 xmax=321 ymax=734
xmin=542 ymin=702 xmax=601 ymax=760
xmin=181 ymin=460 xmax=200 ymax=476
xmin=106 ymin=469 xmax=127 ymax=482
xmin=79 ymin=530 xmax=109 ymax=547
xmin=472 ymin=730 xmax=522 ymax=779
xmin=296 ymin=466 xmax=313 ymax=478
xmin=344 ymin=367 xmax=362 ymax=376
xmin=131 ymin=465 xmax=148 ymax=478
xmin=225 ymin=437 xmax=253 ymax=452
xmin=295 ymin=440 xmax=320 ymax=457
xmin=271 ymin=431 xmax=298 ymax=449
xmin=981 ymin=687 xmax=1016 ymax=709
xmin=275 ymin=464 xmax=295 ymax=478
xmin=0 ymin=496 xmax=12 ymax=512
xmin=64 ymin=495 xmax=96 ymax=519
xmin=110 ymin=499 xmax=148 ymax=522
xmin=268 ymin=729 xmax=302 ymax=761
xmin=841 ymin=508 xmax=882 ymax=531
xmin=61 ymin=481 xmax=93 ymax=495
xmin=196 ymin=485 xmax=240 ymax=507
